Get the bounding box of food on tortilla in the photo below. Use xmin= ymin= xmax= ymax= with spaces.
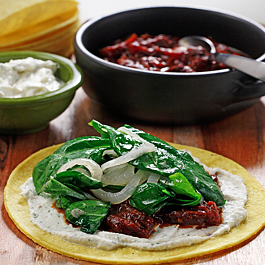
xmin=30 ymin=120 xmax=227 ymax=237
xmin=4 ymin=120 xmax=265 ymax=264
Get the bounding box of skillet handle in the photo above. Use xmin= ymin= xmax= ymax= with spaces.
xmin=231 ymin=80 xmax=265 ymax=102
xmin=215 ymin=53 xmax=265 ymax=82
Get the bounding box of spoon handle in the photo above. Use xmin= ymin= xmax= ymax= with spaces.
xmin=215 ymin=53 xmax=265 ymax=82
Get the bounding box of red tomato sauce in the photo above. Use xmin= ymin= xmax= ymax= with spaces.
xmin=99 ymin=33 xmax=243 ymax=72
xmin=104 ymin=200 xmax=222 ymax=238
xmin=53 ymin=172 xmax=223 ymax=239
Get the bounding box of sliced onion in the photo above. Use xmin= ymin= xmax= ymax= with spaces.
xmin=73 ymin=167 xmax=92 ymax=176
xmin=101 ymin=163 xmax=135 ymax=186
xmin=101 ymin=142 xmax=155 ymax=172
xmin=100 ymin=126 xmax=155 ymax=172
xmin=147 ymin=173 xmax=161 ymax=184
xmin=90 ymin=170 xmax=145 ymax=204
xmin=57 ymin=158 xmax=102 ymax=181
xmin=102 ymin=149 xmax=118 ymax=158
xmin=118 ymin=126 xmax=149 ymax=143
xmin=136 ymin=169 xmax=150 ymax=184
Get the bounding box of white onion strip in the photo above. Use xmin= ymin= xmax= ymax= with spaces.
xmin=57 ymin=158 xmax=103 ymax=181
xmin=138 ymin=170 xmax=150 ymax=184
xmin=100 ymin=126 xmax=155 ymax=172
xmin=101 ymin=163 xmax=135 ymax=186
xmin=101 ymin=142 xmax=155 ymax=172
xmin=117 ymin=126 xmax=149 ymax=143
xmin=90 ymin=170 xmax=149 ymax=204
xmin=147 ymin=173 xmax=161 ymax=184
xmin=102 ymin=149 xmax=118 ymax=157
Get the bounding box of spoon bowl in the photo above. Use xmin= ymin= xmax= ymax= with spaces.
xmin=178 ymin=36 xmax=216 ymax=53
xmin=179 ymin=35 xmax=265 ymax=82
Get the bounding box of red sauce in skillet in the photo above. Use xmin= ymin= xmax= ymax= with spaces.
xmin=99 ymin=33 xmax=244 ymax=72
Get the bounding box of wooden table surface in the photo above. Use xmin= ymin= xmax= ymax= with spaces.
xmin=1 ymin=82 xmax=265 ymax=264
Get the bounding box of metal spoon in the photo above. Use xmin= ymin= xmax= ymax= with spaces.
xmin=178 ymin=35 xmax=265 ymax=82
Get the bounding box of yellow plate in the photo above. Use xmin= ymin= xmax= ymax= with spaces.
xmin=4 ymin=143 xmax=265 ymax=264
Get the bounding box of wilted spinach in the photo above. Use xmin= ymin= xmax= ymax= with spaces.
xmin=130 ymin=183 xmax=173 ymax=215
xmin=64 ymin=200 xmax=110 ymax=234
xmin=90 ymin=120 xmax=225 ymax=206
xmin=32 ymin=136 xmax=110 ymax=195
xmin=56 ymin=196 xmax=78 ymax=210
xmin=31 ymin=120 xmax=225 ymax=235
xmin=130 ymin=172 xmax=202 ymax=215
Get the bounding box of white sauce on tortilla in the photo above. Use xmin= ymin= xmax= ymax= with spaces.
xmin=20 ymin=161 xmax=247 ymax=251
xmin=0 ymin=57 xmax=63 ymax=98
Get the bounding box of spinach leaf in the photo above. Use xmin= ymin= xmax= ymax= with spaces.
xmin=65 ymin=200 xmax=111 ymax=234
xmin=42 ymin=169 xmax=103 ymax=200
xmin=56 ymin=196 xmax=78 ymax=210
xmin=53 ymin=169 xmax=103 ymax=189
xmin=130 ymin=173 xmax=202 ymax=215
xmin=54 ymin=136 xmax=110 ymax=155
xmin=89 ymin=120 xmax=143 ymax=155
xmin=32 ymin=154 xmax=57 ymax=194
xmin=90 ymin=120 xmax=225 ymax=206
xmin=43 ymin=177 xmax=89 ymax=199
xmin=125 ymin=126 xmax=225 ymax=206
xmin=33 ymin=136 xmax=109 ymax=195
xmin=159 ymin=172 xmax=202 ymax=207
xmin=130 ymin=183 xmax=173 ymax=215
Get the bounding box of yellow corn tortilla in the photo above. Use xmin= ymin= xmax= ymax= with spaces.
xmin=0 ymin=0 xmax=79 ymax=57
xmin=4 ymin=143 xmax=265 ymax=264
xmin=0 ymin=17 xmax=80 ymax=57
xmin=0 ymin=0 xmax=78 ymax=37
xmin=0 ymin=9 xmax=79 ymax=47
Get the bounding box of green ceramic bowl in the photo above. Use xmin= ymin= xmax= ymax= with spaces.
xmin=0 ymin=51 xmax=83 ymax=135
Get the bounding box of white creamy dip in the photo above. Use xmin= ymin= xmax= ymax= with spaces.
xmin=0 ymin=57 xmax=64 ymax=98
xmin=20 ymin=162 xmax=247 ymax=251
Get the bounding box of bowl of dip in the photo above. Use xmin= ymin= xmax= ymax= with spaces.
xmin=0 ymin=51 xmax=83 ymax=135
xmin=74 ymin=6 xmax=265 ymax=125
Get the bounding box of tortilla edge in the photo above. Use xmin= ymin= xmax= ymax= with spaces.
xmin=4 ymin=143 xmax=265 ymax=264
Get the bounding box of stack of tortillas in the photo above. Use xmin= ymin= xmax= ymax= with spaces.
xmin=0 ymin=0 xmax=80 ymax=57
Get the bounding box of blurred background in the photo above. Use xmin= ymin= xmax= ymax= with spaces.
xmin=77 ymin=0 xmax=265 ymax=24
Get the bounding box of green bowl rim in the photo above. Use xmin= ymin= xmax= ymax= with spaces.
xmin=0 ymin=50 xmax=83 ymax=105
